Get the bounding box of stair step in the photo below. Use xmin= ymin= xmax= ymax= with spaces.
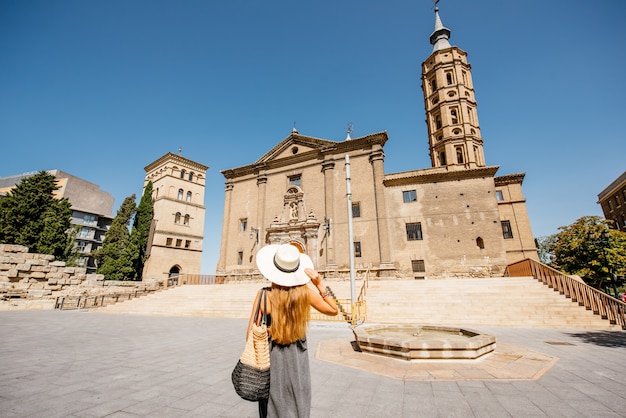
xmin=93 ymin=277 xmax=619 ymax=330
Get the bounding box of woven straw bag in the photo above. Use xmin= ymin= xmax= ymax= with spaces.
xmin=232 ymin=288 xmax=271 ymax=401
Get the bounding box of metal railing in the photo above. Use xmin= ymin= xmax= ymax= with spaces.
xmin=54 ymin=290 xmax=156 ymax=310
xmin=309 ymin=267 xmax=369 ymax=327
xmin=506 ymin=258 xmax=626 ymax=330
xmin=177 ymin=274 xmax=221 ymax=285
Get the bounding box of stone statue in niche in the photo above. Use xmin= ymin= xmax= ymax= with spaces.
xmin=289 ymin=202 xmax=298 ymax=219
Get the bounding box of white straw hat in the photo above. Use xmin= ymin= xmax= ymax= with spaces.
xmin=256 ymin=244 xmax=313 ymax=287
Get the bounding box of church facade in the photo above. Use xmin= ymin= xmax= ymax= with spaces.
xmin=216 ymin=8 xmax=537 ymax=281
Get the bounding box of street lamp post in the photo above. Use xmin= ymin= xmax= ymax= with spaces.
xmin=249 ymin=227 xmax=259 ymax=245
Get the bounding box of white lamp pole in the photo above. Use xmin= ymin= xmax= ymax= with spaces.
xmin=345 ymin=137 xmax=356 ymax=309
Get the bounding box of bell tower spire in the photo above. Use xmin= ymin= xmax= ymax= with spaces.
xmin=422 ymin=5 xmax=485 ymax=170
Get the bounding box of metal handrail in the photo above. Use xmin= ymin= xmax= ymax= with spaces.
xmin=351 ymin=265 xmax=370 ymax=326
xmin=309 ymin=266 xmax=370 ymax=326
xmin=506 ymin=258 xmax=626 ymax=330
xmin=54 ymin=289 xmax=156 ymax=310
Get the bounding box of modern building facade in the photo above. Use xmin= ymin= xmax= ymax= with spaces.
xmin=0 ymin=170 xmax=114 ymax=273
xmin=142 ymin=151 xmax=208 ymax=281
xmin=597 ymin=171 xmax=626 ymax=232
xmin=216 ymin=7 xmax=537 ymax=281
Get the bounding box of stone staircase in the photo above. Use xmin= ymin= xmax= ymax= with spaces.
xmin=94 ymin=276 xmax=619 ymax=330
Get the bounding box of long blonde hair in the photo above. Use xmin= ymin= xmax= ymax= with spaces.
xmin=269 ymin=284 xmax=310 ymax=345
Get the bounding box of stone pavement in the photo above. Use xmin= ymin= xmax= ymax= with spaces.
xmin=0 ymin=311 xmax=625 ymax=418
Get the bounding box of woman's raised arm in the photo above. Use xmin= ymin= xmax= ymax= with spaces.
xmin=305 ymin=268 xmax=339 ymax=316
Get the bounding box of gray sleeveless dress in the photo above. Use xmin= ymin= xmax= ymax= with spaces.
xmin=266 ymin=338 xmax=311 ymax=418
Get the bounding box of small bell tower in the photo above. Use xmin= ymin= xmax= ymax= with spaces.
xmin=422 ymin=6 xmax=485 ymax=170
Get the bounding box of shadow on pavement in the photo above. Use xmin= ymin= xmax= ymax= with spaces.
xmin=566 ymin=330 xmax=626 ymax=348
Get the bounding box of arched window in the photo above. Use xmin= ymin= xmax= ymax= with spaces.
xmin=476 ymin=237 xmax=485 ymax=249
xmin=450 ymin=108 xmax=458 ymax=124
xmin=174 ymin=212 xmax=181 ymax=223
xmin=180 ymin=170 xmax=186 ymax=179
xmin=186 ymin=191 xmax=192 ymax=202
xmin=177 ymin=189 xmax=183 ymax=200
xmin=184 ymin=214 xmax=190 ymax=225
xmin=435 ymin=115 xmax=442 ymax=130
xmin=439 ymin=151 xmax=447 ymax=166
xmin=188 ymin=172 xmax=194 ymax=181
xmin=456 ymin=147 xmax=464 ymax=164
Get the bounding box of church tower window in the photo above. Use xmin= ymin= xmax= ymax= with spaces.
xmin=439 ymin=151 xmax=447 ymax=166
xmin=446 ymin=71 xmax=453 ymax=85
xmin=456 ymin=147 xmax=464 ymax=164
xmin=451 ymin=108 xmax=458 ymax=124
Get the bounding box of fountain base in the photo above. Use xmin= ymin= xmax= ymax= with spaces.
xmin=353 ymin=324 xmax=496 ymax=360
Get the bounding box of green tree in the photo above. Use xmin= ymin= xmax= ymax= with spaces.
xmin=552 ymin=216 xmax=626 ymax=292
xmin=0 ymin=171 xmax=73 ymax=259
xmin=63 ymin=225 xmax=81 ymax=267
xmin=95 ymin=195 xmax=137 ymax=280
xmin=535 ymin=234 xmax=557 ymax=265
xmin=130 ymin=181 xmax=154 ymax=280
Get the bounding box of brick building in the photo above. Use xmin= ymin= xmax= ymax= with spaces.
xmin=597 ymin=171 xmax=626 ymax=232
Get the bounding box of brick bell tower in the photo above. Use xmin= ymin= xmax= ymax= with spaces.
xmin=422 ymin=6 xmax=486 ymax=171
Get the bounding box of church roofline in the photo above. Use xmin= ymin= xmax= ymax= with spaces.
xmin=494 ymin=172 xmax=526 ymax=186
xmin=221 ymin=131 xmax=388 ymax=179
xmin=144 ymin=152 xmax=209 ymax=173
xmin=383 ymin=165 xmax=500 ymax=186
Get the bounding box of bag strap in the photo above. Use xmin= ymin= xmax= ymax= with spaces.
xmin=261 ymin=289 xmax=268 ymax=325
xmin=253 ymin=288 xmax=268 ymax=326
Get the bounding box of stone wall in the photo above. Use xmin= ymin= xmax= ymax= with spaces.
xmin=0 ymin=244 xmax=161 ymax=301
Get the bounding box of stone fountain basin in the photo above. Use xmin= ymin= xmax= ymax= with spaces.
xmin=353 ymin=324 xmax=496 ymax=360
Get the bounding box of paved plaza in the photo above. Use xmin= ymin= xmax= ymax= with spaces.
xmin=0 ymin=310 xmax=625 ymax=417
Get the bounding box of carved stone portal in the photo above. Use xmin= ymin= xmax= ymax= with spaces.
xmin=266 ymin=186 xmax=320 ymax=265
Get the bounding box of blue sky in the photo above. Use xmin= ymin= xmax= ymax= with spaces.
xmin=2 ymin=0 xmax=625 ymax=274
